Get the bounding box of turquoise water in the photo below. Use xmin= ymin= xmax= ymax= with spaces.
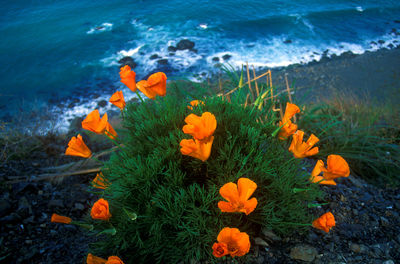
xmin=1 ymin=0 xmax=400 ymax=123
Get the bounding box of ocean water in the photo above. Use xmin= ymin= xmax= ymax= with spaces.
xmin=1 ymin=0 xmax=400 ymax=131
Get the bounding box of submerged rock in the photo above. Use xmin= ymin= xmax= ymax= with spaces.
xmin=176 ymin=39 xmax=195 ymax=50
xmin=222 ymin=54 xmax=232 ymax=60
xmin=118 ymin=56 xmax=137 ymax=69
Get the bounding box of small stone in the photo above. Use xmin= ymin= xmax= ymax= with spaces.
xmin=261 ymin=229 xmax=282 ymax=242
xmin=222 ymin=54 xmax=232 ymax=61
xmin=74 ymin=203 xmax=85 ymax=211
xmin=0 ymin=200 xmax=12 ymax=217
xmin=25 ymin=239 xmax=32 ymax=245
xmin=97 ymin=100 xmax=108 ymax=108
xmin=383 ymin=260 xmax=395 ymax=264
xmin=48 ymin=199 xmax=64 ymax=208
xmin=290 ymin=245 xmax=318 ymax=262
xmin=176 ymin=39 xmax=195 ymax=50
xmin=350 ymin=243 xmax=367 ymax=253
xmin=380 ymin=216 xmax=389 ymax=226
xmin=212 ymin=57 xmax=219 ymax=62
xmin=38 ymin=190 xmax=43 ymax=195
xmin=167 ymin=46 xmax=177 ymax=52
xmin=284 ymin=39 xmax=292 ymax=44
xmin=254 ymin=237 xmax=269 ymax=247
xmin=150 ymin=54 xmax=160 ymax=60
xmin=340 ymin=194 xmax=346 ymax=202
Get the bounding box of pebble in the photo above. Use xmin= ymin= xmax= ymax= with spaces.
xmin=290 ymin=245 xmax=318 ymax=262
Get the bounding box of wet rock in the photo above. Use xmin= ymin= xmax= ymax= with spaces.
xmin=222 ymin=54 xmax=232 ymax=61
xmin=176 ymin=39 xmax=195 ymax=50
xmin=290 ymin=245 xmax=318 ymax=262
xmin=284 ymin=39 xmax=292 ymax=44
xmin=212 ymin=57 xmax=219 ymax=62
xmin=118 ymin=56 xmax=137 ymax=69
xmin=394 ymin=20 xmax=400 ymax=23
xmin=168 ymin=46 xmax=177 ymax=52
xmin=150 ymin=54 xmax=161 ymax=60
xmin=157 ymin=59 xmax=169 ymax=65
xmin=0 ymin=212 xmax=21 ymax=223
xmin=97 ymin=100 xmax=108 ymax=108
xmin=378 ymin=40 xmax=385 ymax=45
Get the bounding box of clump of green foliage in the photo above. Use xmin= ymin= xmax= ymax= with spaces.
xmin=91 ymin=86 xmax=322 ymax=263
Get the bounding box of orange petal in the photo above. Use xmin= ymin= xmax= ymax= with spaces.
xmin=119 ymin=65 xmax=136 ymax=92
xmin=304 ymin=147 xmax=319 ymax=157
xmin=147 ymin=72 xmax=167 ymax=96
xmin=109 ymin=91 xmax=126 ymax=110
xmin=231 ymin=231 xmax=251 ymax=257
xmin=237 ymin=178 xmax=257 ymax=201
xmin=106 ymin=256 xmax=124 ymax=264
xmin=326 ymin=155 xmax=350 ymax=178
xmin=219 ymin=182 xmax=239 ymax=204
xmin=217 ymin=227 xmax=238 ymax=244
xmin=311 ymin=160 xmax=325 ymax=178
xmin=282 ymin=102 xmax=300 ymax=121
xmin=87 ymin=253 xmax=107 ymax=264
xmin=65 ymin=134 xmax=92 ymax=158
xmin=243 ymin=197 xmax=258 ymax=215
xmin=137 ymin=80 xmax=157 ymax=99
xmin=218 ymin=201 xmax=236 ymax=213
xmin=51 ymin=213 xmax=72 ymax=224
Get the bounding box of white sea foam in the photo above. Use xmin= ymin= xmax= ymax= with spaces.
xmin=86 ymin=22 xmax=113 ymax=34
xmin=356 ymin=6 xmax=364 ymax=12
xmin=198 ymin=24 xmax=208 ymax=29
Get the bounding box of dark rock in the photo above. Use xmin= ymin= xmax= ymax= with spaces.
xmin=212 ymin=57 xmax=220 ymax=62
xmin=150 ymin=54 xmax=160 ymax=60
xmin=92 ymin=93 xmax=100 ymax=99
xmin=378 ymin=40 xmax=385 ymax=44
xmin=48 ymin=199 xmax=64 ymax=208
xmin=167 ymin=46 xmax=177 ymax=52
xmin=222 ymin=54 xmax=232 ymax=61
xmin=394 ymin=20 xmax=400 ymax=23
xmin=289 ymin=245 xmax=318 ymax=262
xmin=74 ymin=203 xmax=85 ymax=211
xmin=97 ymin=100 xmax=108 ymax=108
xmin=118 ymin=56 xmax=137 ymax=69
xmin=350 ymin=243 xmax=367 ymax=253
xmin=68 ymin=102 xmax=75 ymax=109
xmin=176 ymin=39 xmax=195 ymax=50
xmin=157 ymin=59 xmax=169 ymax=65
xmin=254 ymin=237 xmax=269 ymax=247
xmin=388 ymin=44 xmax=394 ymax=49
xmin=0 ymin=212 xmax=21 ymax=223
xmin=0 ymin=200 xmax=12 ymax=217
xmin=284 ymin=39 xmax=292 ymax=44
xmin=262 ymin=229 xmax=282 ymax=242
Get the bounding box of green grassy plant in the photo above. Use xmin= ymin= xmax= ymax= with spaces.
xmin=297 ymin=93 xmax=400 ymax=187
xmin=90 ymin=85 xmax=322 ymax=263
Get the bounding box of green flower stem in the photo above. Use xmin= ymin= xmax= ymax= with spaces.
xmin=70 ymin=221 xmax=94 ymax=230
xmin=307 ymin=202 xmax=329 ymax=208
xmin=135 ymin=90 xmax=152 ymax=114
xmin=96 ymin=226 xmax=117 ymax=236
xmin=292 ymin=188 xmax=312 ymax=193
xmin=279 ymin=222 xmax=312 ymax=226
xmin=271 ymin=120 xmax=288 ymax=138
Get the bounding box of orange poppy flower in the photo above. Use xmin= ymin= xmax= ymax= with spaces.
xmin=109 ymin=91 xmax=126 ymax=110
xmin=212 ymin=227 xmax=250 ymax=257
xmin=136 ymin=72 xmax=167 ymax=99
xmin=82 ymin=110 xmax=108 ymax=134
xmin=82 ymin=110 xmax=118 ymax=138
xmin=65 ymin=134 xmax=92 ymax=158
xmin=106 ymin=256 xmax=124 ymax=264
xmin=278 ymin=102 xmax=300 ymax=140
xmin=91 ymin=198 xmax=112 ymax=221
xmin=218 ymin=178 xmax=258 ymax=215
xmin=312 ymin=212 xmax=335 ymax=233
xmin=289 ymin=130 xmax=319 ymax=158
xmin=87 ymin=253 xmax=106 ymax=264
xmin=310 ymin=155 xmax=350 ymax=185
xmin=119 ymin=65 xmax=136 ymax=92
xmin=51 ymin=213 xmax=72 ymax=224
xmin=187 ymin=100 xmax=205 ymax=110
xmin=92 ymin=172 xmax=110 ymax=189
xmin=182 ymin=112 xmax=217 ymax=141
xmin=180 ymin=136 xmax=214 ymax=162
